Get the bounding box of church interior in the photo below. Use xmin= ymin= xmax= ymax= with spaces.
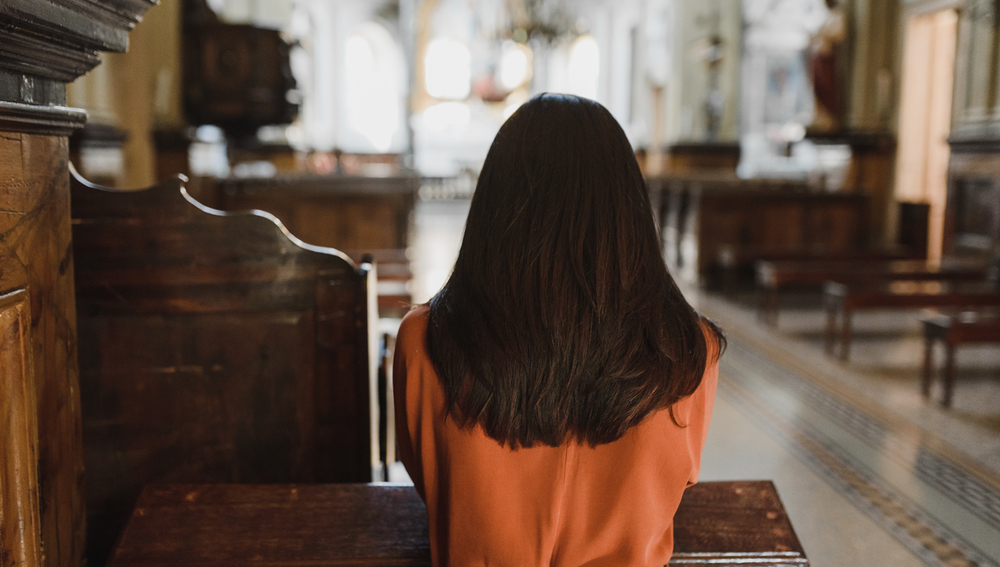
xmin=3 ymin=0 xmax=1000 ymax=566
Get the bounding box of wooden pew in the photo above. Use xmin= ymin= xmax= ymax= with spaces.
xmin=822 ymin=280 xmax=1000 ymax=361
xmin=196 ymin=174 xmax=420 ymax=318
xmin=71 ymin=168 xmax=379 ymax=567
xmin=756 ymin=258 xmax=987 ymax=325
xmin=716 ymin=201 xmax=931 ymax=296
xmin=720 ymin=247 xmax=921 ymax=297
xmin=648 ymin=174 xmax=870 ymax=287
xmin=921 ymin=310 xmax=1000 ymax=407
xmin=106 ymin=481 xmax=809 ymax=567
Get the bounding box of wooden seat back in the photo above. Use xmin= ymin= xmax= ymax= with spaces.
xmin=70 ymin=167 xmax=378 ymax=566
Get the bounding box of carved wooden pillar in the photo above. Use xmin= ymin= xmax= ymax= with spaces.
xmin=0 ymin=2 xmax=153 ymax=567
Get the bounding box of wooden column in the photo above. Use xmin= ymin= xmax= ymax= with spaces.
xmin=0 ymin=2 xmax=154 ymax=567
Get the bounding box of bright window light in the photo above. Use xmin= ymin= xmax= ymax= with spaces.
xmin=568 ymin=34 xmax=600 ymax=100
xmin=503 ymin=89 xmax=529 ymax=121
xmin=345 ymin=23 xmax=403 ymax=152
xmin=499 ymin=41 xmax=533 ymax=91
xmin=422 ymin=101 xmax=471 ymax=132
xmin=425 ymin=38 xmax=472 ymax=100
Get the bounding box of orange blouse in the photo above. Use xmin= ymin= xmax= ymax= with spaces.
xmin=393 ymin=306 xmax=718 ymax=567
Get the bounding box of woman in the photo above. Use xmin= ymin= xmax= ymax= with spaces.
xmin=394 ymin=93 xmax=724 ymax=567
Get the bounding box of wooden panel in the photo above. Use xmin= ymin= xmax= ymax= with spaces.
xmin=182 ymin=0 xmax=297 ymax=135
xmin=805 ymin=199 xmax=865 ymax=250
xmin=943 ymin=151 xmax=1000 ymax=259
xmin=0 ymin=290 xmax=42 ymax=567
xmin=71 ymin=171 xmax=377 ymax=567
xmin=106 ymin=482 xmax=808 ymax=567
xmin=207 ymin=175 xmax=419 ymax=253
xmin=1 ymin=3 xmax=157 ymax=567
xmin=666 ymin=176 xmax=868 ymax=283
xmin=202 ymin=175 xmax=418 ymax=317
xmin=0 ymin=132 xmax=85 ymax=567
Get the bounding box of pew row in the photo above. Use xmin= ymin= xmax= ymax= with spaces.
xmin=106 ymin=482 xmax=810 ymax=567
xmin=822 ymin=280 xmax=1000 ymax=361
xmin=648 ymin=174 xmax=872 ymax=287
xmin=921 ymin=310 xmax=1000 ymax=407
xmin=715 ymin=201 xmax=931 ymax=296
xmin=756 ymin=259 xmax=987 ymax=325
xmin=71 ymin=167 xmax=380 ymax=566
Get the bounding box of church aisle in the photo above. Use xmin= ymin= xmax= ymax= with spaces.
xmin=697 ymin=292 xmax=1000 ymax=567
xmin=702 ymin=390 xmax=930 ymax=566
xmin=404 ymin=196 xmax=1000 ymax=565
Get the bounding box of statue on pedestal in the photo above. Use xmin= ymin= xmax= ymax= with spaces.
xmin=808 ymin=0 xmax=846 ymax=131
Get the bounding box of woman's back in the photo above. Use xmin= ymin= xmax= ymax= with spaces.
xmin=398 ymin=94 xmax=724 ymax=566
xmin=394 ymin=307 xmax=719 ymax=567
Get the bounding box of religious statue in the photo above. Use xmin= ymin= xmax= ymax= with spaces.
xmin=808 ymin=0 xmax=846 ymax=131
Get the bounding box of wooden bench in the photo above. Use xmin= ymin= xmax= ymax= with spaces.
xmin=720 ymin=247 xmax=920 ymax=297
xmin=71 ymin=168 xmax=380 ymax=566
xmin=646 ymin=174 xmax=871 ymax=288
xmin=921 ymin=310 xmax=1000 ymax=407
xmin=197 ymin=174 xmax=420 ymax=318
xmin=822 ymin=280 xmax=1000 ymax=361
xmin=756 ymin=259 xmax=986 ymax=325
xmin=716 ymin=201 xmax=930 ymax=295
xmin=106 ymin=481 xmax=809 ymax=567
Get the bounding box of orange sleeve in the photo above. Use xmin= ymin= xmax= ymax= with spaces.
xmin=393 ymin=309 xmax=426 ymax=500
xmin=685 ymin=320 xmax=721 ymax=487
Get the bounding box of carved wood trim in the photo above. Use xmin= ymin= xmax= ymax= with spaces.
xmin=0 ymin=289 xmax=43 ymax=567
xmin=0 ymin=101 xmax=88 ymax=136
xmin=0 ymin=29 xmax=102 ymax=83
xmin=0 ymin=0 xmax=157 ymax=82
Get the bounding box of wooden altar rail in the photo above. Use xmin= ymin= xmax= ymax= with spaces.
xmin=107 ymin=481 xmax=809 ymax=567
xmin=70 ymin=168 xmax=379 ymax=567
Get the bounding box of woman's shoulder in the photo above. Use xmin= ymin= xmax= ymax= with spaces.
xmin=697 ymin=315 xmax=724 ymax=363
xmin=397 ymin=305 xmax=431 ymax=352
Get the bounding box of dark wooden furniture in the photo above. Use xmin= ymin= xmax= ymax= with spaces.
xmin=921 ymin=310 xmax=1000 ymax=407
xmin=757 ymin=259 xmax=986 ymax=325
xmin=182 ymin=0 xmax=297 ymax=135
xmin=71 ymin=169 xmax=378 ymax=566
xmin=944 ymin=6 xmax=1000 ymax=268
xmin=719 ymin=201 xmax=931 ymax=296
xmin=106 ymin=481 xmax=809 ymax=567
xmin=1 ymin=3 xmax=154 ymax=567
xmin=664 ymin=142 xmax=741 ymax=175
xmin=648 ymin=175 xmax=868 ymax=287
xmin=823 ymin=280 xmax=1000 ymax=361
xmin=198 ymin=174 xmax=420 ymax=317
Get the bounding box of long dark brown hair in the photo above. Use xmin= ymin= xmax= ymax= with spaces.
xmin=427 ymin=93 xmax=724 ymax=448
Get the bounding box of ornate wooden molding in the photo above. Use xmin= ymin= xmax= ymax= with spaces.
xmin=0 ymin=100 xmax=88 ymax=136
xmin=0 ymin=0 xmax=157 ymax=85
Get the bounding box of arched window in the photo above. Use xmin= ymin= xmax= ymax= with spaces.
xmin=344 ymin=22 xmax=406 ymax=153
xmin=424 ymin=38 xmax=472 ymax=100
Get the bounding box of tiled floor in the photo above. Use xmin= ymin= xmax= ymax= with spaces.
xmin=693 ymin=290 xmax=1000 ymax=566
xmin=401 ymin=196 xmax=1000 ymax=566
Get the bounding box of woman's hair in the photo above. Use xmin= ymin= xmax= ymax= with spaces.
xmin=427 ymin=93 xmax=724 ymax=448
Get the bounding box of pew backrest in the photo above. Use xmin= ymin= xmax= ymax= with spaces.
xmin=70 ymin=167 xmax=378 ymax=565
